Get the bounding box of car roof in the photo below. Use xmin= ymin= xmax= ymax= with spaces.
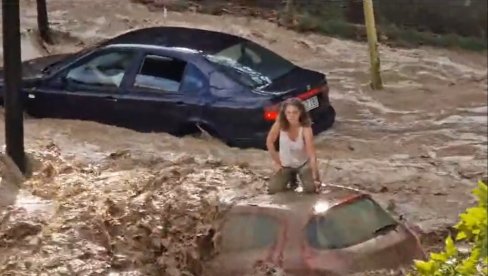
xmin=233 ymin=185 xmax=368 ymax=213
xmin=102 ymin=26 xmax=244 ymax=54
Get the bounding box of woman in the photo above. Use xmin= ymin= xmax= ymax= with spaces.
xmin=266 ymin=98 xmax=320 ymax=194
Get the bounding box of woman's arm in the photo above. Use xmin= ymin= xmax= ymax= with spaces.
xmin=303 ymin=127 xmax=319 ymax=181
xmin=266 ymin=121 xmax=282 ymax=169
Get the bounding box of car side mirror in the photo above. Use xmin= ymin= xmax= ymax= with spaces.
xmin=45 ymin=73 xmax=67 ymax=88
xmin=58 ymin=75 xmax=69 ymax=86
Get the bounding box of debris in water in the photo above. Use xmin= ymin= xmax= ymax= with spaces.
xmin=0 ymin=144 xmax=268 ymax=275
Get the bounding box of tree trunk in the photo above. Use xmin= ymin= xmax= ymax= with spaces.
xmin=36 ymin=0 xmax=52 ymax=43
xmin=285 ymin=0 xmax=293 ymax=14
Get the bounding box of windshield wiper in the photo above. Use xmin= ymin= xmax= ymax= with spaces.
xmin=373 ymin=223 xmax=398 ymax=235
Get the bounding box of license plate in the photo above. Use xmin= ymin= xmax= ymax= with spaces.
xmin=303 ymin=96 xmax=319 ymax=111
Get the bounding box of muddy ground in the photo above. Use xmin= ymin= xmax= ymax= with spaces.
xmin=0 ymin=0 xmax=487 ymax=275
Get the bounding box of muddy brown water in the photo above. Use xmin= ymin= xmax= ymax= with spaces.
xmin=0 ymin=0 xmax=487 ymax=275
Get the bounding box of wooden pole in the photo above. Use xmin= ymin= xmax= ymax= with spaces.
xmin=2 ymin=0 xmax=26 ymax=173
xmin=363 ymin=0 xmax=383 ymax=90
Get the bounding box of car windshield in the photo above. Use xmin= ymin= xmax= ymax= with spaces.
xmin=204 ymin=40 xmax=295 ymax=89
xmin=306 ymin=197 xmax=398 ymax=249
xmin=43 ymin=40 xmax=109 ymax=74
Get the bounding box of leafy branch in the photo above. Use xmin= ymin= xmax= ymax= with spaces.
xmin=411 ymin=180 xmax=487 ymax=276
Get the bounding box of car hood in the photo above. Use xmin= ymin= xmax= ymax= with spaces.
xmin=0 ymin=53 xmax=73 ymax=81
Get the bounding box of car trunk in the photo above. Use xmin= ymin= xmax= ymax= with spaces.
xmin=348 ymin=226 xmax=426 ymax=272
xmin=254 ymin=66 xmax=330 ymax=127
xmin=257 ymin=66 xmax=326 ymax=101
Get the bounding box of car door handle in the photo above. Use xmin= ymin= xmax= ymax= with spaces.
xmin=104 ymin=96 xmax=117 ymax=102
xmin=176 ymin=101 xmax=184 ymax=106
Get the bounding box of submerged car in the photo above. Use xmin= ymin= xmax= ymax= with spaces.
xmin=0 ymin=26 xmax=335 ymax=149
xmin=207 ymin=185 xmax=426 ymax=275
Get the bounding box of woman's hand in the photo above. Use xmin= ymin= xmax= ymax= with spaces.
xmin=313 ymin=170 xmax=320 ymax=182
xmin=304 ymin=126 xmax=320 ymax=175
xmin=313 ymin=170 xmax=321 ymax=192
xmin=267 ymin=121 xmax=283 ymax=172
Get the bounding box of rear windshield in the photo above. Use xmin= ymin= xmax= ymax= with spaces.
xmin=220 ymin=213 xmax=280 ymax=251
xmin=306 ymin=198 xmax=397 ymax=249
xmin=204 ymin=40 xmax=295 ymax=88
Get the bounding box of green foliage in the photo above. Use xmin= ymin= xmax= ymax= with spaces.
xmin=412 ymin=181 xmax=488 ymax=276
xmin=381 ymin=24 xmax=488 ymax=52
xmin=290 ymin=0 xmax=487 ymax=51
xmin=294 ymin=10 xmax=487 ymax=52
xmin=147 ymin=0 xmax=487 ymax=51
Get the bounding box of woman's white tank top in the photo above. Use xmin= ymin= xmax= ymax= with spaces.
xmin=279 ymin=127 xmax=308 ymax=168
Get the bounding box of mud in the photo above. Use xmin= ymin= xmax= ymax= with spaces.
xmin=0 ymin=0 xmax=487 ymax=275
xmin=1 ymin=148 xmax=264 ymax=275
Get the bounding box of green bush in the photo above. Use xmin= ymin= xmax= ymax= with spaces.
xmin=380 ymin=24 xmax=488 ymax=51
xmin=411 ymin=180 xmax=487 ymax=276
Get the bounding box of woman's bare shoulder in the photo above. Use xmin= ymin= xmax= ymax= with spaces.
xmin=271 ymin=120 xmax=282 ymax=131
xmin=302 ymin=126 xmax=314 ymax=136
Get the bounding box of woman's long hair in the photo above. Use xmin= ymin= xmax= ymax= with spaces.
xmin=278 ymin=98 xmax=312 ymax=131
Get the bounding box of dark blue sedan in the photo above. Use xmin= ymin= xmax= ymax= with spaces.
xmin=0 ymin=26 xmax=335 ymax=149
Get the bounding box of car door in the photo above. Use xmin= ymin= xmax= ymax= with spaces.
xmin=25 ymin=48 xmax=140 ymax=125
xmin=112 ymin=51 xmax=208 ymax=134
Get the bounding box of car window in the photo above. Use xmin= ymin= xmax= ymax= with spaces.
xmin=65 ymin=51 xmax=136 ymax=88
xmin=220 ymin=213 xmax=280 ymax=252
xmin=133 ymin=55 xmax=186 ymax=93
xmin=204 ymin=41 xmax=295 ymax=88
xmin=180 ymin=63 xmax=207 ymax=93
xmin=306 ymin=198 xmax=397 ymax=250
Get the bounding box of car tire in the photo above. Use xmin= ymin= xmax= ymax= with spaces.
xmin=23 ymin=107 xmax=39 ymax=119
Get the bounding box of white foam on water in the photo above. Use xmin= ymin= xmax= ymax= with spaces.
xmin=435 ymin=115 xmax=488 ymax=126
xmin=14 ymin=190 xmax=54 ymax=215
xmin=458 ymin=106 xmax=488 ymax=113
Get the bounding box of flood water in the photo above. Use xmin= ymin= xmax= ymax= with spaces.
xmin=0 ymin=0 xmax=487 ymax=274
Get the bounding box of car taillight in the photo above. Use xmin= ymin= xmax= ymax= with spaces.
xmin=264 ymin=104 xmax=279 ymax=121
xmin=263 ymin=83 xmax=329 ymax=122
